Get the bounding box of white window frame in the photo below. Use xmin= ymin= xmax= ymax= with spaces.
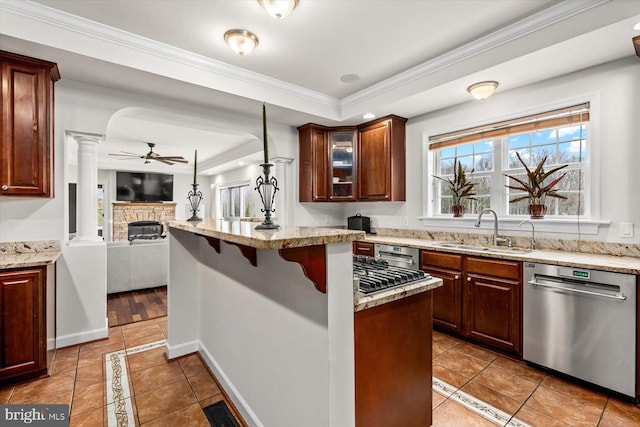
xmin=420 ymin=96 xmax=609 ymax=235
xmin=219 ymin=181 xmax=252 ymax=219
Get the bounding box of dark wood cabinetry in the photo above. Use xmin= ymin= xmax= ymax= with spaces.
xmin=357 ymin=115 xmax=406 ymax=201
xmin=0 ymin=50 xmax=60 ymax=198
xmin=355 ymin=291 xmax=432 ymax=427
xmin=421 ymin=250 xmax=522 ymax=354
xmin=298 ymin=115 xmax=406 ymax=202
xmin=0 ymin=266 xmax=48 ymax=384
xmin=353 ymin=241 xmax=375 ymax=256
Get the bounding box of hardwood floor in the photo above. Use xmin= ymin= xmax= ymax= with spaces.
xmin=107 ymin=286 xmax=167 ymax=327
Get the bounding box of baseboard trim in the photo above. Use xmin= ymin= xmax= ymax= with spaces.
xmin=166 ymin=340 xmax=199 ymax=359
xmin=198 ymin=342 xmax=263 ymax=427
xmin=56 ymin=326 xmax=108 ymax=348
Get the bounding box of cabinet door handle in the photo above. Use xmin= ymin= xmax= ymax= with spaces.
xmin=1 ymin=185 xmax=7 ymax=191
xmin=467 ymin=277 xmax=471 ymax=282
xmin=454 ymin=275 xmax=460 ymax=280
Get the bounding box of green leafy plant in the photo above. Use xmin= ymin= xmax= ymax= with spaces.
xmin=504 ymin=152 xmax=568 ymax=205
xmin=433 ymin=159 xmax=477 ymax=206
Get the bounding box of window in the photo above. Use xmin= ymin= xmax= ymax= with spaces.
xmin=430 ymin=104 xmax=589 ymax=219
xmin=221 ymin=183 xmax=251 ymax=218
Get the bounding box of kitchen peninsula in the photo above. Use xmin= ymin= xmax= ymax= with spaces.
xmin=167 ymin=219 xmax=441 ymax=427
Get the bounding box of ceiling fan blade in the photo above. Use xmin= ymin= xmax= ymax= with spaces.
xmin=109 ymin=153 xmax=142 ymax=158
xmin=154 ymin=158 xmax=174 ymax=165
xmin=120 ymin=151 xmax=142 ymax=155
xmin=157 ymin=156 xmax=188 ymax=163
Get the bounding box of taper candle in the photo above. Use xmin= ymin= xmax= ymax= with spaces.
xmin=263 ymin=103 xmax=269 ymax=164
xmin=193 ymin=149 xmax=197 ymax=185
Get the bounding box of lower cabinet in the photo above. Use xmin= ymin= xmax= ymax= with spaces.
xmin=354 ymin=291 xmax=433 ymax=427
xmin=421 ymin=250 xmax=522 ymax=355
xmin=0 ymin=266 xmax=50 ymax=385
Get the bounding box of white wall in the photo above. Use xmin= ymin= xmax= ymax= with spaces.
xmin=296 ymin=57 xmax=640 ymax=243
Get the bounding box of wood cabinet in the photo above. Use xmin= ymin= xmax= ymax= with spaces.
xmin=355 ymin=291 xmax=432 ymax=427
xmin=357 ymin=115 xmax=406 ymax=201
xmin=0 ymin=266 xmax=48 ymax=384
xmin=420 ymin=251 xmax=463 ymax=334
xmin=421 ymin=250 xmax=522 ymax=354
xmin=298 ymin=115 xmax=406 ymax=202
xmin=0 ymin=50 xmax=60 ymax=198
xmin=353 ymin=241 xmax=375 ymax=256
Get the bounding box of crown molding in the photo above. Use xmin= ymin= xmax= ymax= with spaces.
xmin=341 ymin=0 xmax=610 ymax=109
xmin=1 ymin=0 xmax=338 ymax=108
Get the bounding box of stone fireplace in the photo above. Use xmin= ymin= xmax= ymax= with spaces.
xmin=112 ymin=202 xmax=177 ymax=241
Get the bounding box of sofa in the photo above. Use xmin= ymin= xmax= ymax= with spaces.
xmin=106 ymin=239 xmax=168 ymax=294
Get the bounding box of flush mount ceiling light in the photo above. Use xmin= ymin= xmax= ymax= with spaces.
xmin=224 ymin=29 xmax=259 ymax=56
xmin=633 ymin=22 xmax=640 ymax=31
xmin=467 ymin=81 xmax=499 ymax=100
xmin=258 ymin=0 xmax=298 ymax=20
xmin=362 ymin=113 xmax=376 ymax=120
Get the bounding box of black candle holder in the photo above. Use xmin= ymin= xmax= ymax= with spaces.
xmin=187 ymin=183 xmax=203 ymax=222
xmin=255 ymin=163 xmax=280 ymax=230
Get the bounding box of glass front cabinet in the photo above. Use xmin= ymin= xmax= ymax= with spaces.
xmin=329 ymin=129 xmax=356 ymax=201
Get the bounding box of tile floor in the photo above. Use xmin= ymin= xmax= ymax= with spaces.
xmin=2 ymin=320 xmax=640 ymax=426
xmin=0 ymin=317 xmax=244 ymax=427
xmin=431 ymin=330 xmax=640 ymax=426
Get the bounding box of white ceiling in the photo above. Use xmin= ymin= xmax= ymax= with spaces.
xmin=1 ymin=0 xmax=640 ymax=174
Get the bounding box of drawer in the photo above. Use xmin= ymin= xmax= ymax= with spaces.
xmin=466 ymin=256 xmax=520 ymax=280
xmin=421 ymin=250 xmax=463 ymax=271
xmin=354 ymin=241 xmax=375 ymax=256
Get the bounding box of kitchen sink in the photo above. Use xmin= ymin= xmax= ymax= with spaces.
xmin=433 ymin=242 xmax=531 ymax=254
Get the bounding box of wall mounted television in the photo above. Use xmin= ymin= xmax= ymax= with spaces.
xmin=116 ymin=171 xmax=174 ymax=202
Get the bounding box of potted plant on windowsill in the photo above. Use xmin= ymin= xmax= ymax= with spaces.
xmin=433 ymin=159 xmax=477 ymax=218
xmin=504 ymin=153 xmax=568 ymax=219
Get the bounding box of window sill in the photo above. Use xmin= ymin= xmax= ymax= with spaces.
xmin=417 ymin=216 xmax=610 ymax=235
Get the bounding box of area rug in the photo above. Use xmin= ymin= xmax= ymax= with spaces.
xmin=203 ymin=401 xmax=241 ymax=427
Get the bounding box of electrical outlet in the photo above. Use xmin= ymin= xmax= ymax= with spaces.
xmin=621 ymin=222 xmax=634 ymax=238
xmin=402 ymin=216 xmax=409 ymax=227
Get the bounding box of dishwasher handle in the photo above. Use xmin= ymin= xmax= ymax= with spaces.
xmin=528 ymin=279 xmax=627 ymax=301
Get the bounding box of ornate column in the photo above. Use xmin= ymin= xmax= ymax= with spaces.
xmin=271 ymin=157 xmax=293 ymax=226
xmin=70 ymin=132 xmax=103 ymax=244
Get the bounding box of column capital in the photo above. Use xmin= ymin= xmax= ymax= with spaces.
xmin=66 ymin=130 xmax=104 ymax=145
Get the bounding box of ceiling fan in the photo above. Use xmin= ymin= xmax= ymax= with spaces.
xmin=109 ymin=142 xmax=188 ymax=165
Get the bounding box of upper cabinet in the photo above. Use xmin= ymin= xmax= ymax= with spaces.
xmin=298 ymin=115 xmax=406 ymax=202
xmin=0 ymin=50 xmax=60 ymax=198
xmin=357 ymin=115 xmax=406 ymax=201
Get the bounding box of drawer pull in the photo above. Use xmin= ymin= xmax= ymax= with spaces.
xmin=467 ymin=277 xmax=471 ymax=282
xmin=454 ymin=275 xmax=460 ymax=280
xmin=1 ymin=185 xmax=7 ymax=191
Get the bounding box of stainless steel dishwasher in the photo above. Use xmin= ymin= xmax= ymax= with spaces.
xmin=523 ymin=262 xmax=636 ymax=397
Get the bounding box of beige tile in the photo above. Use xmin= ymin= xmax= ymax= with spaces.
xmin=80 ymin=331 xmax=124 ymax=352
xmin=122 ymin=322 xmax=163 ymax=341
xmin=199 ymin=394 xmax=225 ymax=408
xmin=473 ymin=366 xmax=538 ymax=403
xmin=460 ymin=380 xmax=521 ymax=415
xmin=122 ymin=318 xmax=159 ymax=330
xmin=188 ymin=372 xmax=222 ymax=401
xmin=605 ymin=398 xmax=640 ymax=424
xmin=69 ymin=405 xmax=104 ymax=427
xmin=432 ymin=391 xmax=447 ymax=410
xmin=515 ymin=404 xmax=570 ymax=427
xmin=433 ymin=347 xmax=490 ymax=379
xmin=541 ymin=375 xmax=607 ymax=409
xmin=179 ymin=354 xmax=209 ymax=378
xmin=432 ymin=399 xmax=497 ymax=427
xmin=127 ymin=347 xmax=171 ymax=373
xmin=0 ymin=386 xmax=14 ymax=403
xmin=489 ymin=356 xmax=545 ymax=383
xmin=71 ymin=382 xmax=104 ymax=416
xmin=135 ymin=379 xmax=197 ymax=424
xmin=141 ymin=402 xmax=209 ymax=427
xmin=526 ymin=385 xmax=603 ymax=426
xmin=77 ymin=342 xmax=124 ymax=369
xmin=599 ymin=410 xmax=640 ymax=427
xmin=75 ymin=362 xmax=104 ymax=389
xmin=131 ymin=362 xmax=186 ymax=395
xmin=432 ymin=364 xmax=470 ymax=389
xmin=454 ymin=343 xmax=498 ymax=364
xmin=56 ymin=345 xmax=80 ymax=358
xmin=10 ymin=370 xmax=76 ymax=403
xmin=125 ymin=330 xmax=166 ymax=349
xmin=52 ymin=353 xmax=78 ymax=374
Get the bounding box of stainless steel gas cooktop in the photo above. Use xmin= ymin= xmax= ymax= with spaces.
xmin=353 ymin=255 xmax=430 ymax=294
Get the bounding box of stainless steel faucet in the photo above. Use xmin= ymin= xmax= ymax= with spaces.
xmin=475 ymin=208 xmax=511 ymax=247
xmin=519 ymin=220 xmax=536 ymax=250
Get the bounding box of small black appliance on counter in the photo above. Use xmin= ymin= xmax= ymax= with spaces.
xmin=347 ymin=213 xmax=376 ymax=234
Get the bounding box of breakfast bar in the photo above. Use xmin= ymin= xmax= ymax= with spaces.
xmin=167 ymin=219 xmax=441 ymax=427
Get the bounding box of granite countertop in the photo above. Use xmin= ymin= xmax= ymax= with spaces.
xmin=169 ymin=219 xmax=365 ymax=250
xmin=0 ymin=240 xmax=61 ymax=269
xmin=354 ymin=276 xmax=443 ymax=312
xmin=362 ymin=235 xmax=640 ymax=275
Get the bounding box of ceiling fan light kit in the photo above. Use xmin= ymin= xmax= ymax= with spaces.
xmin=109 ymin=142 xmax=188 ymax=165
